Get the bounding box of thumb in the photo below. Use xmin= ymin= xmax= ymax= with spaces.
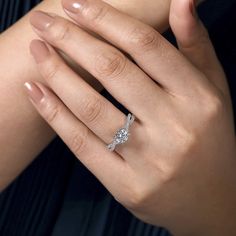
xmin=169 ymin=0 xmax=229 ymax=97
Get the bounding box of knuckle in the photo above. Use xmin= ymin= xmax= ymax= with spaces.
xmin=125 ymin=186 xmax=147 ymax=210
xmin=129 ymin=26 xmax=159 ymax=52
xmin=180 ymin=130 xmax=196 ymax=156
xmin=204 ymin=92 xmax=224 ymax=120
xmin=49 ymin=19 xmax=71 ymax=42
xmin=43 ymin=102 xmax=61 ymax=123
xmin=70 ymin=129 xmax=88 ymax=156
xmin=171 ymin=122 xmax=197 ymax=156
xmin=42 ymin=61 xmax=60 ymax=81
xmin=120 ymin=179 xmax=148 ymax=210
xmin=80 ymin=96 xmax=105 ymax=124
xmin=84 ymin=4 xmax=108 ymax=24
xmin=95 ymin=51 xmax=127 ymax=78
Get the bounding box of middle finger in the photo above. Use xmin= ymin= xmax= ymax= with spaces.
xmin=30 ymin=39 xmax=144 ymax=158
xmin=29 ymin=11 xmax=169 ymax=123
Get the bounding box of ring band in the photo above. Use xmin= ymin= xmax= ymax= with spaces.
xmin=107 ymin=113 xmax=135 ymax=152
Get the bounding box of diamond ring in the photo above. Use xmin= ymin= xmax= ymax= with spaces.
xmin=107 ymin=113 xmax=135 ymax=152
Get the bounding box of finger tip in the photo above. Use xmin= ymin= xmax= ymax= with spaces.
xmin=61 ymin=0 xmax=67 ymax=9
xmin=29 ymin=40 xmax=50 ymax=63
xmin=29 ymin=10 xmax=45 ymax=25
xmin=23 ymin=81 xmax=33 ymax=91
xmin=29 ymin=10 xmax=38 ymax=21
xmin=172 ymin=0 xmax=198 ymax=20
xmin=30 ymin=38 xmax=42 ymax=45
xmin=170 ymin=0 xmax=199 ymax=42
xmin=30 ymin=39 xmax=44 ymax=52
xmin=33 ymin=81 xmax=51 ymax=97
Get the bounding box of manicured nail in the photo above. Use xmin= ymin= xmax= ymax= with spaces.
xmin=30 ymin=11 xmax=54 ymax=31
xmin=30 ymin=40 xmax=50 ymax=63
xmin=24 ymin=82 xmax=44 ymax=104
xmin=62 ymin=0 xmax=85 ymax=14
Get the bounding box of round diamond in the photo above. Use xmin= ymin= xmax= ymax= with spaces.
xmin=114 ymin=128 xmax=129 ymax=144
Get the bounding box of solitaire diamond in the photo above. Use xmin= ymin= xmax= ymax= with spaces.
xmin=107 ymin=113 xmax=135 ymax=152
xmin=114 ymin=128 xmax=129 ymax=144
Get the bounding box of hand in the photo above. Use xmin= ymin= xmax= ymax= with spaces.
xmin=102 ymin=0 xmax=171 ymax=31
xmin=43 ymin=0 xmax=173 ymax=92
xmin=24 ymin=0 xmax=236 ymax=235
xmin=0 ymin=0 xmax=173 ymax=192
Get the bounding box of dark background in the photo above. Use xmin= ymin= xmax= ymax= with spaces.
xmin=0 ymin=0 xmax=236 ymax=235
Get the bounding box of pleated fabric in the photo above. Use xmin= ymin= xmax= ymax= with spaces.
xmin=0 ymin=0 xmax=236 ymax=235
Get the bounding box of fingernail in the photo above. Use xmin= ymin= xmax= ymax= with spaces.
xmin=30 ymin=40 xmax=50 ymax=63
xmin=24 ymin=82 xmax=45 ymax=104
xmin=62 ymin=0 xmax=85 ymax=14
xmin=30 ymin=11 xmax=54 ymax=31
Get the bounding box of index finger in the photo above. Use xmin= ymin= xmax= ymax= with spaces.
xmin=62 ymin=0 xmax=209 ymax=95
xmin=24 ymin=80 xmax=128 ymax=198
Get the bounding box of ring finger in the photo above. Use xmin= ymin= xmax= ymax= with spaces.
xmin=24 ymin=80 xmax=129 ymax=198
xmin=30 ymin=39 xmax=143 ymax=158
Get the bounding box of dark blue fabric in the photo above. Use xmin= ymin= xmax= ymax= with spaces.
xmin=0 ymin=0 xmax=235 ymax=235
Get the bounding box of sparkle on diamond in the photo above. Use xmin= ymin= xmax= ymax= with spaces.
xmin=114 ymin=128 xmax=129 ymax=144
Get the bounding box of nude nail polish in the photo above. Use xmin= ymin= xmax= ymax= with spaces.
xmin=30 ymin=11 xmax=54 ymax=31
xmin=30 ymin=40 xmax=50 ymax=63
xmin=24 ymin=82 xmax=44 ymax=104
xmin=62 ymin=0 xmax=86 ymax=14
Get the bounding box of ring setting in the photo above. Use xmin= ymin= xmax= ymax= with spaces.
xmin=107 ymin=113 xmax=135 ymax=151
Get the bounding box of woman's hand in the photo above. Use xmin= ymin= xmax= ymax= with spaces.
xmin=24 ymin=0 xmax=236 ymax=235
xmin=0 ymin=0 xmax=174 ymax=193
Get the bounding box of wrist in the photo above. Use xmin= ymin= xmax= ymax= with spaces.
xmin=171 ymin=214 xmax=236 ymax=236
xmin=102 ymin=0 xmax=171 ymax=32
xmin=170 ymin=169 xmax=236 ymax=236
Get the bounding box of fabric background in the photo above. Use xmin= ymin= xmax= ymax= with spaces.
xmin=0 ymin=0 xmax=235 ymax=235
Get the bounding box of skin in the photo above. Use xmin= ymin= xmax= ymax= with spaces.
xmin=24 ymin=0 xmax=236 ymax=235
xmin=0 ymin=0 xmax=172 ymax=192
